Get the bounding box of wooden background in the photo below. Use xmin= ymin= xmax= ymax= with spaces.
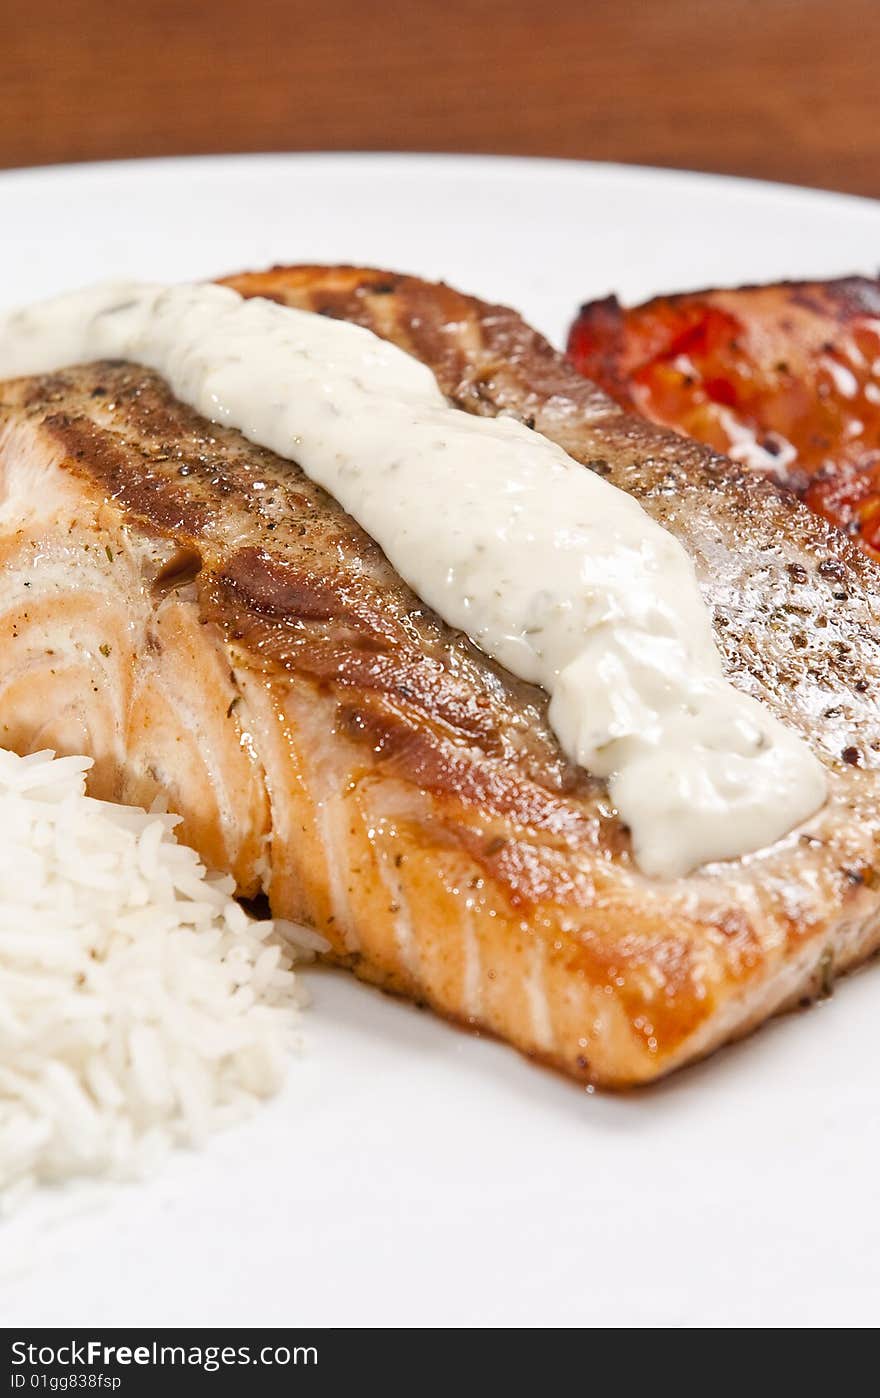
xmin=2 ymin=0 xmax=878 ymax=196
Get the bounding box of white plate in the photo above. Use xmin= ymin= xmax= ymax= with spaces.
xmin=2 ymin=154 xmax=880 ymax=1330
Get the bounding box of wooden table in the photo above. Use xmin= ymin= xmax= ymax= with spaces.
xmin=3 ymin=0 xmax=878 ymax=197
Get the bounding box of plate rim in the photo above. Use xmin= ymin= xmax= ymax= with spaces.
xmin=2 ymin=149 xmax=879 ymax=218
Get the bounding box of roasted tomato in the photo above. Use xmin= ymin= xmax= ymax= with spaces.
xmin=567 ymin=277 xmax=880 ymax=558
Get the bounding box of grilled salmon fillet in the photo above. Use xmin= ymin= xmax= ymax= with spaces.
xmin=568 ymin=277 xmax=880 ymax=559
xmin=2 ymin=265 xmax=880 ymax=1087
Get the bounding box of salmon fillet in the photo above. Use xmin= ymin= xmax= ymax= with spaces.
xmin=567 ymin=277 xmax=880 ymax=559
xmin=2 ymin=264 xmax=880 ymax=1087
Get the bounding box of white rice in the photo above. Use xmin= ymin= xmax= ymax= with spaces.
xmin=0 ymin=748 xmax=307 ymax=1208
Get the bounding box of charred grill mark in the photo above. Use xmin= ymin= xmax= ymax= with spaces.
xmin=44 ymin=410 xmax=210 ymax=536
xmin=221 ymin=547 xmax=356 ymax=623
xmin=152 ymin=544 xmax=204 ymax=597
xmin=332 ymin=697 xmax=602 ymax=838
xmin=205 ymin=574 xmax=552 ymax=756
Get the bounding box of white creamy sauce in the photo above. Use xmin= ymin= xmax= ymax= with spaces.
xmin=0 ymin=281 xmax=827 ymax=877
